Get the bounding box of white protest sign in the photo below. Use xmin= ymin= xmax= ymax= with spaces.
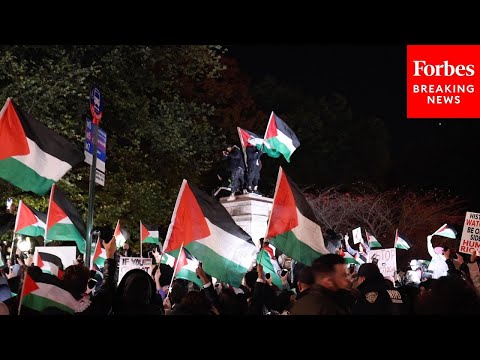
xmin=352 ymin=227 xmax=363 ymax=244
xmin=34 ymin=246 xmax=77 ymax=270
xmin=118 ymin=257 xmax=152 ymax=284
xmin=368 ymin=248 xmax=396 ymax=278
xmin=459 ymin=211 xmax=480 ymax=255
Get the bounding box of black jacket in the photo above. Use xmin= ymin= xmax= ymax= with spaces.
xmin=224 ymin=147 xmax=244 ymax=171
xmin=81 ymin=258 xmax=118 ymax=315
xmin=352 ymin=278 xmax=405 ymax=315
xmin=246 ymin=146 xmax=262 ymax=167
xmin=290 ymin=285 xmax=354 ymax=315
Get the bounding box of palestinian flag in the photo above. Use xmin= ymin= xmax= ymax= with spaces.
xmin=237 ymin=127 xmax=265 ymax=149
xmin=394 ymin=229 xmax=412 ymax=250
xmin=162 ymin=180 xmax=257 ymax=287
xmin=0 ymin=98 xmax=84 ymax=195
xmin=91 ymin=240 xmax=106 ymax=269
xmin=432 ymin=224 xmax=457 ymax=239
xmin=366 ymin=231 xmax=382 ymax=248
xmin=14 ymin=200 xmax=46 ymax=237
xmin=266 ymin=167 xmax=329 ymax=266
xmin=37 ymin=252 xmax=64 ymax=279
xmin=45 ymin=185 xmax=86 ymax=254
xmin=354 ymin=252 xmax=367 ymax=265
xmin=263 ymin=111 xmax=300 ymax=162
xmin=140 ymin=222 xmax=159 ymax=244
xmin=114 ymin=220 xmax=130 ymax=249
xmin=257 ymin=248 xmax=283 ymax=288
xmin=20 ymin=273 xmax=81 ymax=314
xmin=160 ymin=252 xmax=176 ymax=267
xmin=174 ymin=247 xmax=203 ymax=288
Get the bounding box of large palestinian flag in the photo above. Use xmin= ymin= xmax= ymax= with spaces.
xmin=266 ymin=167 xmax=329 ymax=266
xmin=20 ymin=272 xmax=81 ymax=314
xmin=263 ymin=111 xmax=300 ymax=162
xmin=174 ymin=247 xmax=203 ymax=288
xmin=37 ymin=252 xmax=64 ymax=279
xmin=45 ymin=185 xmax=86 ymax=254
xmin=14 ymin=200 xmax=46 ymax=237
xmin=0 ymin=98 xmax=84 ymax=195
xmin=162 ymin=180 xmax=257 ymax=287
xmin=140 ymin=222 xmax=159 ymax=244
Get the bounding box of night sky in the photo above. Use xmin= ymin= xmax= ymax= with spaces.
xmin=229 ymin=45 xmax=480 ymax=209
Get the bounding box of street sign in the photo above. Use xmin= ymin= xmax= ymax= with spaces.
xmin=84 ymin=119 xmax=106 ymax=186
xmin=90 ymin=87 xmax=103 ymax=122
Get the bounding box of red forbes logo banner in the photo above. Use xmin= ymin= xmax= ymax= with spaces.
xmin=407 ymin=45 xmax=480 ymax=118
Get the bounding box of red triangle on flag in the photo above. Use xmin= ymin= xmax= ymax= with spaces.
xmin=164 ymin=182 xmax=210 ymax=252
xmin=15 ymin=201 xmax=39 ymax=233
xmin=46 ymin=185 xmax=69 ymax=230
xmin=92 ymin=240 xmax=102 ymax=263
xmin=114 ymin=220 xmax=122 ymax=238
xmin=37 ymin=253 xmax=44 ymax=268
xmin=140 ymin=222 xmax=149 ymax=242
xmin=266 ymin=168 xmax=299 ymax=239
xmin=0 ymin=98 xmax=30 ymax=160
xmin=22 ymin=273 xmax=39 ymax=298
xmin=174 ymin=248 xmax=188 ymax=274
xmin=265 ymin=112 xmax=279 ymax=140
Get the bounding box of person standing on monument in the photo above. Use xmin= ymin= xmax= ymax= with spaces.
xmin=223 ymin=145 xmax=244 ymax=201
xmin=245 ymin=146 xmax=262 ymax=194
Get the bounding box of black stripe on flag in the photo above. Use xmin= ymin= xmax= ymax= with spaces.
xmin=189 ymin=183 xmax=254 ymax=244
xmin=25 ymin=203 xmax=47 ymax=223
xmin=285 ymin=171 xmax=320 ymax=224
xmin=12 ymin=101 xmax=84 ymax=166
xmin=38 ymin=252 xmax=64 ymax=270
xmin=274 ymin=114 xmax=300 ymax=148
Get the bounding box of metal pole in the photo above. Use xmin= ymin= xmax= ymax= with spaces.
xmin=85 ymin=122 xmax=99 ymax=268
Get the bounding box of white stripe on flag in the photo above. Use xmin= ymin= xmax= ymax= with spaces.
xmin=13 ymin=138 xmax=72 ymax=180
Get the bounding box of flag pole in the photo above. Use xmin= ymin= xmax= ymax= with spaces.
xmin=140 ymin=221 xmax=143 ymax=259
xmin=166 ymin=242 xmax=184 ymax=298
xmin=85 ymin=119 xmax=99 ymax=269
xmin=44 ymin=184 xmax=55 ymax=247
xmin=237 ymin=127 xmax=248 ymax=170
xmin=10 ymin=200 xmax=22 ymax=262
xmin=17 ymin=269 xmax=29 ymax=315
xmin=431 ymin=223 xmax=447 ymax=237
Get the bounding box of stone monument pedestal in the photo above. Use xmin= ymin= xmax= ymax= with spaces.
xmin=220 ymin=193 xmax=273 ymax=249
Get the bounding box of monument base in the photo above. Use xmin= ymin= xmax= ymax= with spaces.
xmin=220 ymin=193 xmax=273 ymax=249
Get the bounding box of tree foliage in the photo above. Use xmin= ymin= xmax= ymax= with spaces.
xmin=0 ymin=45 xmax=226 ymax=250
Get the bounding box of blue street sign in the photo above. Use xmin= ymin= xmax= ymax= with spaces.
xmin=85 ymin=119 xmax=107 ymax=171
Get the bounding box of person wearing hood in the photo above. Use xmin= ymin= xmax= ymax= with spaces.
xmin=223 ymin=145 xmax=245 ymax=201
xmin=114 ymin=268 xmax=164 ymax=315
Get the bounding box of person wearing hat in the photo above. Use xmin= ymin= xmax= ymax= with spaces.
xmin=351 ymin=263 xmax=405 ymax=315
